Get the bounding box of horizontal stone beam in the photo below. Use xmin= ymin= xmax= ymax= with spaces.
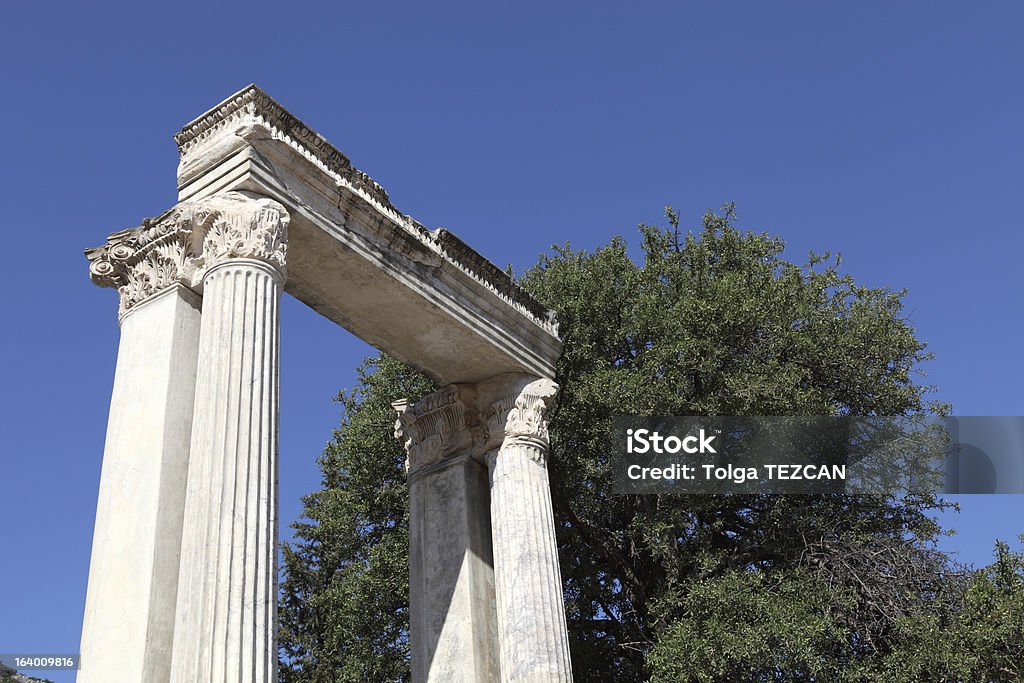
xmin=170 ymin=85 xmax=561 ymax=384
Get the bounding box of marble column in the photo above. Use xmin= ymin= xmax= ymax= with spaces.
xmin=169 ymin=193 xmax=289 ymax=683
xmin=395 ymin=387 xmax=501 ymax=682
xmin=486 ymin=377 xmax=573 ymax=682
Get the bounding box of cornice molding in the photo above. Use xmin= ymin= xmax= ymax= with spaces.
xmin=175 ymin=85 xmax=392 ymax=211
xmin=432 ymin=229 xmax=559 ymax=336
xmin=85 ymin=191 xmax=288 ymax=317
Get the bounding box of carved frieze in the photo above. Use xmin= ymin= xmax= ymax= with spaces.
xmin=85 ymin=192 xmax=289 ymax=317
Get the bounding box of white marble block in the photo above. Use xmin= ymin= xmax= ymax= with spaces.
xmin=78 ymin=285 xmax=201 ymax=683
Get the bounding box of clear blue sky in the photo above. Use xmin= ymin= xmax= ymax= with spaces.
xmin=1 ymin=2 xmax=1022 ymax=680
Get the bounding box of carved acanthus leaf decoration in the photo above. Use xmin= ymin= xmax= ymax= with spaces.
xmin=86 ymin=214 xmax=199 ymax=318
xmin=181 ymin=193 xmax=288 ymax=276
xmin=486 ymin=378 xmax=559 ymax=451
xmin=85 ymin=192 xmax=289 ymax=316
xmin=394 ymin=376 xmax=560 ymax=473
xmin=393 ymin=387 xmax=480 ymax=475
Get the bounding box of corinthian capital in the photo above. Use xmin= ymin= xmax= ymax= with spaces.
xmin=484 ymin=377 xmax=559 ymax=451
xmin=183 ymin=192 xmax=288 ymax=277
xmin=85 ymin=191 xmax=289 ymax=317
xmin=85 ymin=214 xmax=198 ymax=318
xmin=393 ymin=386 xmax=482 ymax=475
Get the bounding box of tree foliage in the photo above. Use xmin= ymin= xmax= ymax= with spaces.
xmin=646 ymin=539 xmax=1024 ymax=683
xmin=279 ymin=205 xmax=1021 ymax=681
xmin=521 ymin=204 xmax=955 ymax=680
xmin=953 ymin=537 xmax=1024 ymax=681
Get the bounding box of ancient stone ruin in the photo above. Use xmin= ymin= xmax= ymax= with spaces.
xmin=81 ymin=86 xmax=571 ymax=682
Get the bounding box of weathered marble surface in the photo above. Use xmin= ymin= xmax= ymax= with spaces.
xmin=78 ymin=286 xmax=200 ymax=683
xmin=408 ymin=453 xmax=500 ymax=681
xmin=169 ymin=198 xmax=287 ymax=683
xmin=396 ymin=377 xmax=573 ymax=682
xmin=486 ymin=378 xmax=573 ymax=682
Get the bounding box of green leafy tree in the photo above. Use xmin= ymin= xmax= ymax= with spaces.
xmin=646 ymin=567 xmax=856 ymax=682
xmin=280 ymin=205 xmax=984 ymax=681
xmin=525 ymin=204 xmax=953 ymax=680
xmin=645 ymin=538 xmax=1024 ymax=683
xmin=952 ymin=537 xmax=1024 ymax=681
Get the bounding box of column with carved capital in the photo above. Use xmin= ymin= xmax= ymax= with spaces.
xmin=168 ymin=192 xmax=289 ymax=683
xmin=485 ymin=376 xmax=573 ymax=682
xmin=394 ymin=387 xmax=501 ymax=682
xmin=81 ymin=210 xmax=208 ymax=683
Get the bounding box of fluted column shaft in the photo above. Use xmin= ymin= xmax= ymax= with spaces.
xmin=170 ymin=259 xmax=282 ymax=683
xmin=397 ymin=375 xmax=575 ymax=681
xmin=486 ymin=377 xmax=573 ymax=682
xmin=489 ymin=437 xmax=573 ymax=682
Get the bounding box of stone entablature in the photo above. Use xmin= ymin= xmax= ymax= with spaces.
xmin=175 ymin=85 xmax=393 ymax=212
xmin=174 ymin=84 xmax=558 ymax=340
xmin=394 ymin=375 xmax=559 ymax=474
xmin=85 ymin=191 xmax=289 ymax=317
